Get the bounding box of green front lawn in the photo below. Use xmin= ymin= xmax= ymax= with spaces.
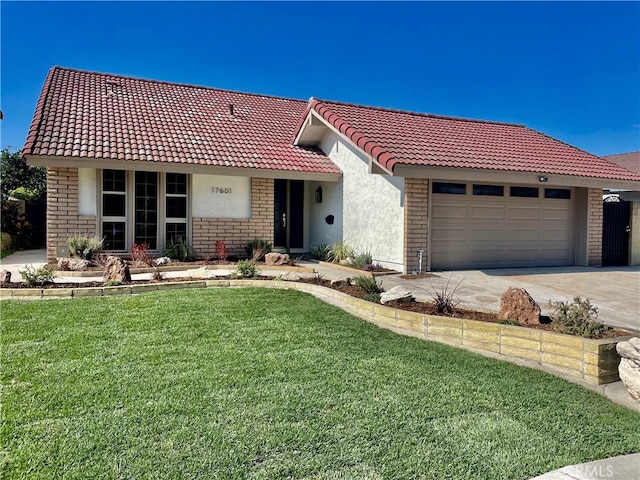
xmin=2 ymin=288 xmax=639 ymax=479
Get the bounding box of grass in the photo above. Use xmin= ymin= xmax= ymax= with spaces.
xmin=1 ymin=288 xmax=639 ymax=479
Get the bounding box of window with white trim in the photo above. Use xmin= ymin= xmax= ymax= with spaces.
xmin=165 ymin=173 xmax=188 ymax=243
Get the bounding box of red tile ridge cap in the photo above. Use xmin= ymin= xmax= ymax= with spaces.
xmin=46 ymin=66 xmax=310 ymax=104
xmin=310 ymin=98 xmax=396 ymax=172
xmin=311 ymin=97 xmax=527 ymax=128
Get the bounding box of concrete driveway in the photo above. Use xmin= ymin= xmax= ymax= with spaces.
xmin=379 ymin=266 xmax=640 ymax=333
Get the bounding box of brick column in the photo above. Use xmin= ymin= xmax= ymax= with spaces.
xmin=403 ymin=178 xmax=429 ymax=273
xmin=46 ymin=167 xmax=97 ymax=263
xmin=191 ymin=178 xmax=274 ymax=259
xmin=587 ymin=188 xmax=603 ymax=266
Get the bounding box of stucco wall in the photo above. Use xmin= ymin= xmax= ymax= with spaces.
xmin=317 ymin=131 xmax=405 ymax=270
xmin=630 ymin=202 xmax=640 ymax=266
xmin=307 ymin=180 xmax=343 ymax=247
xmin=192 ymin=174 xmax=251 ymax=219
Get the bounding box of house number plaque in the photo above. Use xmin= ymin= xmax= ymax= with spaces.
xmin=211 ymin=187 xmax=233 ymax=194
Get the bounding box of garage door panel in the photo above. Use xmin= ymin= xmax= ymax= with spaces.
xmin=507 ymin=206 xmax=540 ymax=220
xmin=432 ymin=204 xmax=467 ymax=219
xmin=469 ymin=205 xmax=505 ymax=219
xmin=431 ymin=185 xmax=574 ymax=270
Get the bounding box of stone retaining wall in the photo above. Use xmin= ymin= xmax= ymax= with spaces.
xmin=0 ymin=279 xmax=627 ymax=385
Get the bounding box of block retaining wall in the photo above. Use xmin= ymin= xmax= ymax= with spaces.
xmin=0 ymin=280 xmax=627 ymax=385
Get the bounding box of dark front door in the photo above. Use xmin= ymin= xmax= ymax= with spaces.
xmin=602 ymin=197 xmax=630 ymax=266
xmin=274 ymin=179 xmax=304 ymax=251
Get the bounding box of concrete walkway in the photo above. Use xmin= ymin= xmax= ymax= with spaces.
xmin=0 ymin=249 xmax=47 ymax=280
xmin=530 ymin=452 xmax=640 ymax=479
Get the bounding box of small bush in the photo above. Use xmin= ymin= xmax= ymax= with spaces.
xmin=20 ymin=264 xmax=55 ymax=286
xmin=67 ymin=234 xmax=104 ymax=261
xmin=364 ymin=263 xmax=382 ymax=272
xmin=236 ymin=260 xmax=259 ymax=278
xmin=163 ymin=237 xmax=195 ymax=262
xmin=308 ymin=272 xmax=325 ymax=284
xmin=309 ymin=243 xmax=329 ymax=261
xmin=350 ymin=251 xmax=373 ymax=269
xmin=353 ymin=275 xmax=384 ymax=294
xmin=216 ymin=240 xmax=229 ymax=261
xmin=549 ymin=297 xmax=612 ymax=338
xmin=363 ymin=293 xmax=382 ymax=303
xmin=131 ymin=243 xmax=154 ymax=266
xmin=499 ymin=319 xmax=520 ymax=326
xmin=151 ymin=268 xmax=165 ymax=282
xmin=327 ymin=241 xmax=354 ymax=264
xmin=428 ymin=275 xmax=463 ymax=316
xmin=245 ymin=238 xmax=272 ymax=261
xmin=103 ymin=280 xmax=122 ymax=287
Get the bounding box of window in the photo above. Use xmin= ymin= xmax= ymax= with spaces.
xmin=100 ymin=170 xmax=189 ymax=251
xmin=102 ymin=169 xmax=127 ymax=250
xmin=510 ymin=186 xmax=539 ymax=198
xmin=165 ymin=173 xmax=188 ymax=243
xmin=544 ymin=188 xmax=571 ymax=199
xmin=433 ymin=182 xmax=466 ymax=195
xmin=473 ymin=184 xmax=504 ymax=196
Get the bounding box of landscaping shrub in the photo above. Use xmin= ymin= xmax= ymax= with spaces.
xmin=130 ymin=243 xmax=153 ymax=266
xmin=353 ymin=275 xmax=384 ymax=294
xmin=19 ymin=264 xmax=55 ymax=287
xmin=245 ymin=238 xmax=272 ymax=261
xmin=327 ymin=241 xmax=354 ymax=264
xmin=549 ymin=297 xmax=612 ymax=338
xmin=103 ymin=280 xmax=122 ymax=287
xmin=67 ymin=234 xmax=104 ymax=261
xmin=216 ymin=240 xmax=229 ymax=261
xmin=163 ymin=237 xmax=195 ymax=262
xmin=363 ymin=292 xmax=382 ymax=303
xmin=236 ymin=260 xmax=259 ymax=278
xmin=350 ymin=251 xmax=373 ymax=269
xmin=309 ymin=243 xmax=329 ymax=261
xmin=428 ymin=275 xmax=463 ymax=316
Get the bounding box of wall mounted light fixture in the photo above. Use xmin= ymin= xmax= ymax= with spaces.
xmin=315 ymin=186 xmax=323 ymax=203
xmin=538 ymin=176 xmax=548 ymax=183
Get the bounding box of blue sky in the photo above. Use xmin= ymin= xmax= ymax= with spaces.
xmin=1 ymin=1 xmax=639 ymax=156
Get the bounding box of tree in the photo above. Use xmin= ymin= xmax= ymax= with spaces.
xmin=0 ymin=148 xmax=46 ymax=199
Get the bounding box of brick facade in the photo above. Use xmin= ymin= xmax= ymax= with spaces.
xmin=46 ymin=167 xmax=97 ymax=262
xmin=192 ymin=178 xmax=274 ymax=259
xmin=587 ymin=187 xmax=603 ymax=266
xmin=403 ymin=178 xmax=429 ymax=273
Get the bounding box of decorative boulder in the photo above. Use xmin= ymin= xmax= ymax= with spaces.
xmin=498 ymin=287 xmax=541 ymax=326
xmin=0 ymin=270 xmax=11 ymax=284
xmin=617 ymin=337 xmax=640 ymax=402
xmin=103 ymin=256 xmax=131 ymax=283
xmin=380 ymin=286 xmax=414 ymax=304
xmin=57 ymin=257 xmax=91 ymax=271
xmin=265 ymin=252 xmax=290 ymax=266
xmin=154 ymin=256 xmax=171 ymax=266
xmin=279 ymin=272 xmax=301 ymax=281
xmin=330 ymin=277 xmax=351 ymax=287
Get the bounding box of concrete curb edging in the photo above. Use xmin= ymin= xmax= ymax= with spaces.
xmin=0 ymin=279 xmax=630 ymax=386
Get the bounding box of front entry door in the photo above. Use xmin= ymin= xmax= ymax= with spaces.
xmin=274 ymin=179 xmax=304 ymax=252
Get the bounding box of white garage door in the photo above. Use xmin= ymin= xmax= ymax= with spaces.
xmin=430 ymin=182 xmax=574 ymax=270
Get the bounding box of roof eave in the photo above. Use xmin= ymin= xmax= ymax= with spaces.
xmin=24 ymin=154 xmax=342 ymax=182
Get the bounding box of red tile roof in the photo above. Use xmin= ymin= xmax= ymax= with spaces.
xmin=602 ymin=152 xmax=640 ymax=175
xmin=24 ymin=67 xmax=341 ymax=175
xmin=306 ymin=99 xmax=640 ymax=182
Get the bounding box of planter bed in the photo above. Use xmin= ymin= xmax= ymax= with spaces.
xmin=317 ymin=261 xmax=399 ymax=277
xmin=0 ymin=276 xmax=631 ymax=386
xmin=54 ymin=262 xmax=314 ymax=277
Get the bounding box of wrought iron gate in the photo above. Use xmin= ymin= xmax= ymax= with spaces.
xmin=602 ymin=196 xmax=630 ymax=266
